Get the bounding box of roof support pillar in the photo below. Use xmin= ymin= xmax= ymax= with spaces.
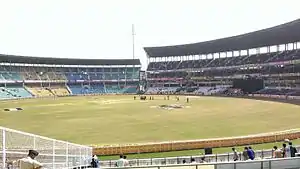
xmin=285 ymin=44 xmax=287 ymax=51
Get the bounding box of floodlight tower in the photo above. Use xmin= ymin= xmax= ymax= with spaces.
xmin=132 ymin=24 xmax=135 ymax=60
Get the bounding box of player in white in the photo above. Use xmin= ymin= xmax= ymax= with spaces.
xmin=9 ymin=150 xmax=43 ymax=169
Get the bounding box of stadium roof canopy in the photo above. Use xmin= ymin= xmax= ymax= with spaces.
xmin=0 ymin=54 xmax=141 ymax=65
xmin=144 ymin=18 xmax=300 ymax=57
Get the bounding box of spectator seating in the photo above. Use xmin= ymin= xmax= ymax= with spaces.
xmin=105 ymin=85 xmax=122 ymax=93
xmin=193 ymin=87 xmax=213 ymax=95
xmin=89 ymin=73 xmax=104 ymax=80
xmin=0 ymin=86 xmax=32 ymax=99
xmin=0 ymin=87 xmax=14 ymax=99
xmin=67 ymin=84 xmax=84 ymax=95
xmin=147 ymin=50 xmax=300 ymax=70
xmin=164 ymin=87 xmax=180 ymax=93
xmin=207 ymin=86 xmax=231 ymax=95
xmin=145 ymin=87 xmax=180 ymax=94
xmin=6 ymin=86 xmax=32 ymax=98
xmin=0 ymin=72 xmax=23 ymax=81
xmin=50 ymin=86 xmax=70 ymax=96
xmin=65 ymin=73 xmax=89 ymax=81
xmin=145 ymin=86 xmax=232 ymax=96
xmin=122 ymin=86 xmax=138 ymax=93
xmin=26 ymin=87 xmax=55 ymax=97
xmin=0 ymin=74 xmax=5 ymax=81
xmin=68 ymin=84 xmax=107 ymax=95
xmin=0 ymin=66 xmax=138 ymax=82
xmin=21 ymin=72 xmax=40 ymax=81
xmin=55 ymin=73 xmax=67 ymax=81
xmin=90 ymin=84 xmax=106 ymax=94
xmin=255 ymin=88 xmax=300 ymax=96
xmin=145 ymin=87 xmax=161 ymax=94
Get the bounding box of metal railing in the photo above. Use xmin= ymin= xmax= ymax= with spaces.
xmin=0 ymin=126 xmax=92 ymax=169
xmin=100 ymin=146 xmax=300 ymax=167
xmin=102 ymin=157 xmax=300 ymax=169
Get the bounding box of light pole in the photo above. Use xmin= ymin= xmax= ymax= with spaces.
xmin=132 ymin=24 xmax=135 ymax=60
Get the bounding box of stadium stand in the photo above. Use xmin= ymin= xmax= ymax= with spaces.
xmin=145 ymin=19 xmax=300 ymax=97
xmin=0 ymin=72 xmax=23 ymax=81
xmin=0 ymin=56 xmax=141 ymax=99
xmin=90 ymin=83 xmax=106 ymax=94
xmin=105 ymin=83 xmax=122 ymax=93
xmin=50 ymin=85 xmax=70 ymax=96
xmin=0 ymin=85 xmax=32 ymax=99
xmin=0 ymin=87 xmax=14 ymax=99
xmin=26 ymin=86 xmax=55 ymax=97
xmin=122 ymin=85 xmax=138 ymax=93
xmin=6 ymin=86 xmax=32 ymax=98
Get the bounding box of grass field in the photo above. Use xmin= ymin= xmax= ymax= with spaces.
xmin=0 ymin=95 xmax=300 ymax=147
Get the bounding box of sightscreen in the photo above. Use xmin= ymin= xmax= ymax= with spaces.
xmin=233 ymin=78 xmax=264 ymax=93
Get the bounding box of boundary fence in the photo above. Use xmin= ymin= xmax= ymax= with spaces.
xmin=0 ymin=126 xmax=92 ymax=169
xmin=101 ymin=157 xmax=300 ymax=169
xmin=99 ymin=146 xmax=300 ymax=167
xmin=93 ymin=129 xmax=300 ymax=155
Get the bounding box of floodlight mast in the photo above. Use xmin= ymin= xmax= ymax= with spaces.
xmin=132 ymin=24 xmax=135 ymax=60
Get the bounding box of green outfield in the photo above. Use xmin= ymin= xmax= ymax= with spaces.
xmin=0 ymin=95 xmax=300 ymax=146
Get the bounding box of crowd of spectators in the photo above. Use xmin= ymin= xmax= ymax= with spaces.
xmin=255 ymin=88 xmax=300 ymax=96
xmin=93 ymin=141 xmax=298 ymax=168
xmin=230 ymin=141 xmax=298 ymax=162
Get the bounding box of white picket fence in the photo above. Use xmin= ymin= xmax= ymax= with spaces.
xmin=0 ymin=126 xmax=92 ymax=169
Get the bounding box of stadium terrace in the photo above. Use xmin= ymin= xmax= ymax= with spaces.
xmin=145 ymin=19 xmax=300 ymax=97
xmin=0 ymin=55 xmax=141 ymax=98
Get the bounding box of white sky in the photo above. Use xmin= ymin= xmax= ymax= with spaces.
xmin=0 ymin=0 xmax=299 ymax=70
